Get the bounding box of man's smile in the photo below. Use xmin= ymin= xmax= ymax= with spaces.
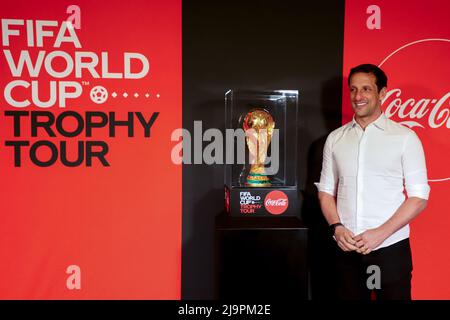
xmin=355 ymin=101 xmax=368 ymax=107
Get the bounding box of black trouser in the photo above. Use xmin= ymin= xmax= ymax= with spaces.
xmin=334 ymin=238 xmax=413 ymax=300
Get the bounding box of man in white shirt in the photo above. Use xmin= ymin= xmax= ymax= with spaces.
xmin=315 ymin=64 xmax=430 ymax=300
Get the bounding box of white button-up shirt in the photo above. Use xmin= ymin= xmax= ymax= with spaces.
xmin=315 ymin=113 xmax=430 ymax=250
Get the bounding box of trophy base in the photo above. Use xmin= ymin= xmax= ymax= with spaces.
xmin=245 ymin=172 xmax=271 ymax=187
xmin=245 ymin=182 xmax=271 ymax=187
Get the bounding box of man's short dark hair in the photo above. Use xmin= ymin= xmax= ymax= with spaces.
xmin=348 ymin=64 xmax=388 ymax=92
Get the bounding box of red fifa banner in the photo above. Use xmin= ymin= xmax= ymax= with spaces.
xmin=0 ymin=0 xmax=181 ymax=298
xmin=343 ymin=0 xmax=450 ymax=299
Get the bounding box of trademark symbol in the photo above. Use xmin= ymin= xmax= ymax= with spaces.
xmin=82 ymin=81 xmax=90 ymax=86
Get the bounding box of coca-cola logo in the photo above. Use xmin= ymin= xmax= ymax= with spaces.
xmin=264 ymin=190 xmax=288 ymax=215
xmin=383 ymin=89 xmax=450 ymax=129
xmin=379 ymin=38 xmax=450 ymax=182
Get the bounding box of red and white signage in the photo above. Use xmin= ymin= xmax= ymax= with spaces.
xmin=0 ymin=0 xmax=181 ymax=299
xmin=343 ymin=0 xmax=450 ymax=299
xmin=264 ymin=190 xmax=289 ymax=215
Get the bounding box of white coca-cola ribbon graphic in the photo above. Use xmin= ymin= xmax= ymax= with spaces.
xmin=379 ymin=38 xmax=450 ymax=183
xmin=379 ymin=38 xmax=450 ymax=67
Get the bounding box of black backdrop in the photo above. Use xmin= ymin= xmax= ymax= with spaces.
xmin=182 ymin=0 xmax=345 ymax=299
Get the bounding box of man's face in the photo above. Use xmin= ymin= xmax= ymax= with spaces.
xmin=349 ymin=72 xmax=386 ymax=120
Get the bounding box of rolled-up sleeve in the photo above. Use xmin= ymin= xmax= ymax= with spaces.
xmin=314 ymin=134 xmax=338 ymax=196
xmin=402 ymin=131 xmax=430 ymax=200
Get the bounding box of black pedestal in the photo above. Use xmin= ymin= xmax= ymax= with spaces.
xmin=215 ymin=216 xmax=309 ymax=300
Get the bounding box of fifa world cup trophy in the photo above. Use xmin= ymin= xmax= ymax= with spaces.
xmin=242 ymin=108 xmax=275 ymax=187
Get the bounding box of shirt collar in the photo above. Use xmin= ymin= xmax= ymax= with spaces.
xmin=351 ymin=112 xmax=387 ymax=131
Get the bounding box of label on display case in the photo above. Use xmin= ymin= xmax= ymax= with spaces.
xmin=226 ymin=187 xmax=299 ymax=217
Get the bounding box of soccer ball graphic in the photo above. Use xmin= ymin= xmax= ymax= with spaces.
xmin=90 ymin=86 xmax=108 ymax=104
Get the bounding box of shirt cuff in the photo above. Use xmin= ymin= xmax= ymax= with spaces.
xmin=314 ymin=182 xmax=336 ymax=197
xmin=405 ymin=183 xmax=430 ymax=200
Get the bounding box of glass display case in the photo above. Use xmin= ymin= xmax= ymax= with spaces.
xmin=224 ymin=90 xmax=299 ymax=217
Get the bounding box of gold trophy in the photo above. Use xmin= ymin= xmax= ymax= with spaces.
xmin=242 ymin=108 xmax=275 ymax=187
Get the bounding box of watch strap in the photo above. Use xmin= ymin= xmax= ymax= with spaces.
xmin=329 ymin=222 xmax=344 ymax=236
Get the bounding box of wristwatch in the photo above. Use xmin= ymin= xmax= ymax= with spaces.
xmin=329 ymin=222 xmax=344 ymax=236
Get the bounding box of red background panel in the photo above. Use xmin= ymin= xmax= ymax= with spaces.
xmin=343 ymin=0 xmax=450 ymax=299
xmin=0 ymin=0 xmax=181 ymax=299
